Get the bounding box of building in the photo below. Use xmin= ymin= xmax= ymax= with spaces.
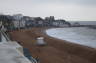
xmin=19 ymin=19 xmax=26 ymax=28
xmin=26 ymin=20 xmax=34 ymax=28
xmin=12 ymin=20 xmax=19 ymax=29
xmin=45 ymin=16 xmax=55 ymax=26
xmin=23 ymin=16 xmax=36 ymax=28
xmin=13 ymin=14 xmax=23 ymax=20
xmin=52 ymin=19 xmax=71 ymax=27
xmin=34 ymin=17 xmax=44 ymax=27
xmin=13 ymin=14 xmax=26 ymax=29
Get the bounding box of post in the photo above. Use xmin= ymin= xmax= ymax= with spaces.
xmin=0 ymin=21 xmax=2 ymax=42
xmin=0 ymin=31 xmax=1 ymax=42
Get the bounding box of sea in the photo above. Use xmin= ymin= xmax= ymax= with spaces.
xmin=68 ymin=21 xmax=96 ymax=25
xmin=46 ymin=27 xmax=96 ymax=48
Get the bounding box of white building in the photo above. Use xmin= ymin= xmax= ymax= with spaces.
xmin=13 ymin=14 xmax=26 ymax=28
xmin=19 ymin=20 xmax=26 ymax=28
xmin=52 ymin=20 xmax=70 ymax=27
xmin=52 ymin=21 xmax=59 ymax=26
xmin=13 ymin=20 xmax=26 ymax=28
xmin=13 ymin=14 xmax=23 ymax=20
xmin=13 ymin=20 xmax=19 ymax=28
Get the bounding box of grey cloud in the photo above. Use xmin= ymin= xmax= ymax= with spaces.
xmin=33 ymin=0 xmax=96 ymax=5
xmin=69 ymin=0 xmax=96 ymax=5
xmin=1 ymin=0 xmax=96 ymax=5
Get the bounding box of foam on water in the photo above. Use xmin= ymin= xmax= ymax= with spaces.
xmin=46 ymin=27 xmax=96 ymax=48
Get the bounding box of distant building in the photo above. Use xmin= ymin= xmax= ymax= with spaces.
xmin=45 ymin=16 xmax=54 ymax=21
xmin=12 ymin=20 xmax=19 ymax=29
xmin=19 ymin=20 xmax=26 ymax=28
xmin=34 ymin=17 xmax=44 ymax=27
xmin=13 ymin=14 xmax=23 ymax=20
xmin=52 ymin=20 xmax=59 ymax=26
xmin=52 ymin=19 xmax=70 ymax=27
xmin=37 ymin=20 xmax=44 ymax=26
xmin=13 ymin=20 xmax=26 ymax=29
xmin=45 ymin=16 xmax=55 ymax=26
xmin=13 ymin=14 xmax=26 ymax=29
xmin=26 ymin=20 xmax=34 ymax=28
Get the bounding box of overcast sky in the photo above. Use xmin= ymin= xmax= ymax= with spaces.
xmin=0 ymin=0 xmax=96 ymax=21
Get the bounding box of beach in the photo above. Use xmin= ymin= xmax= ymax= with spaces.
xmin=9 ymin=27 xmax=96 ymax=63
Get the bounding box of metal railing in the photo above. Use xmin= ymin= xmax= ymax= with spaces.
xmin=0 ymin=31 xmax=1 ymax=42
xmin=0 ymin=30 xmax=10 ymax=41
xmin=23 ymin=48 xmax=37 ymax=63
xmin=30 ymin=57 xmax=37 ymax=63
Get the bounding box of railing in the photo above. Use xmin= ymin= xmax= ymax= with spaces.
xmin=0 ymin=31 xmax=1 ymax=42
xmin=23 ymin=48 xmax=37 ymax=63
xmin=0 ymin=30 xmax=10 ymax=41
xmin=30 ymin=57 xmax=37 ymax=63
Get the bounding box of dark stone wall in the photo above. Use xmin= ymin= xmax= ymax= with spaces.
xmin=0 ymin=32 xmax=1 ymax=42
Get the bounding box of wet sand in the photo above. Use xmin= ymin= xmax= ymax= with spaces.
xmin=9 ymin=27 xmax=96 ymax=63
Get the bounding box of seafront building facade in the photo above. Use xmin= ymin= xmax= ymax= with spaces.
xmin=1 ymin=14 xmax=96 ymax=31
xmin=0 ymin=14 xmax=71 ymax=31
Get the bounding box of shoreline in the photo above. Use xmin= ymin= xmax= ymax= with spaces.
xmin=44 ymin=27 xmax=96 ymax=49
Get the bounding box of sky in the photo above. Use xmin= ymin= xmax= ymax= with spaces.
xmin=0 ymin=0 xmax=96 ymax=21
